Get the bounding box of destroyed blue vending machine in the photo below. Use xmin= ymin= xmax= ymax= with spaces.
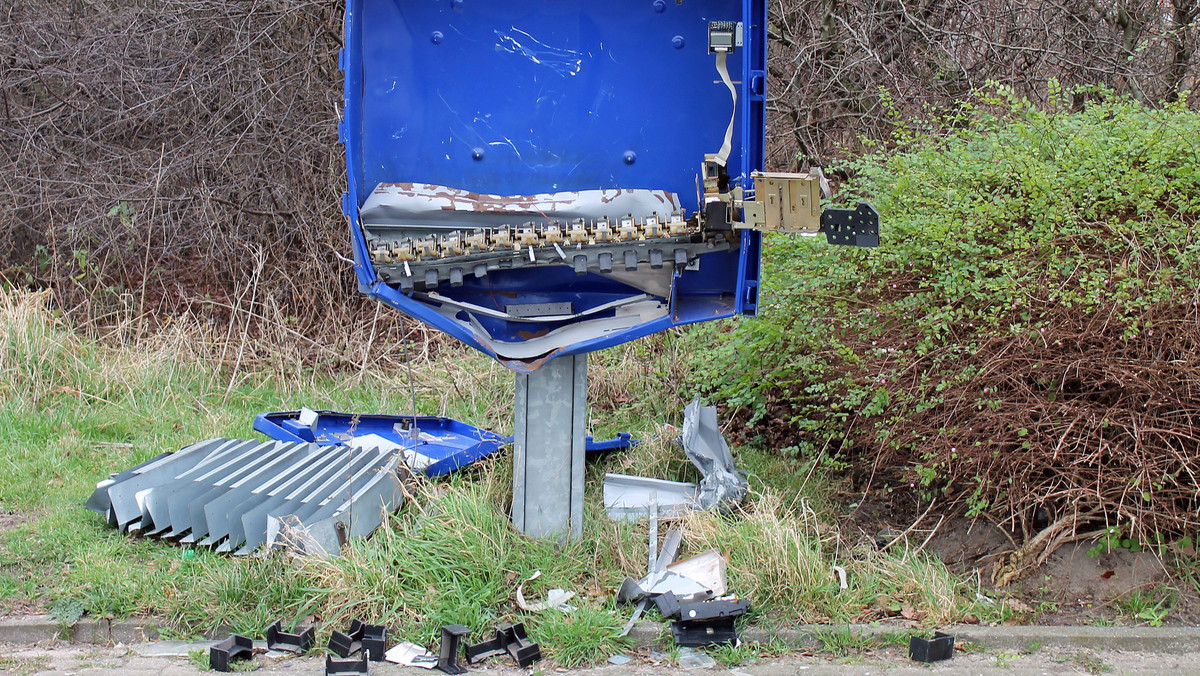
xmin=339 ymin=1 xmax=878 ymax=539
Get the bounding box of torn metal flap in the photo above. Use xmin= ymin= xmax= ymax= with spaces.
xmin=666 ymin=548 xmax=727 ymax=598
xmin=681 ymin=397 xmax=748 ymax=510
xmin=602 ymin=473 xmax=697 ymax=521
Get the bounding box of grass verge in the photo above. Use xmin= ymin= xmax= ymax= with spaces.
xmin=0 ymin=289 xmax=998 ymax=665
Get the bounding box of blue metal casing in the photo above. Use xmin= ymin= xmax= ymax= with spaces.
xmin=341 ymin=0 xmax=766 ymax=370
xmin=253 ymin=410 xmax=636 ymax=476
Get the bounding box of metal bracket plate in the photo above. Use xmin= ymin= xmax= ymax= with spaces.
xmin=820 ymin=201 xmax=880 ymax=248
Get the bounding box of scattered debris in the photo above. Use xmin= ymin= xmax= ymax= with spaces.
xmin=255 ymin=409 xmax=635 ymax=477
xmin=678 ymin=599 xmax=750 ymax=622
xmin=671 ymin=615 xmax=740 ymax=648
xmin=682 ymin=397 xmax=748 ymax=510
xmin=664 ymin=549 xmax=728 ymax=597
xmin=832 ymin=565 xmax=849 ymax=590
xmin=437 ymin=624 xmax=471 ymax=674
xmin=325 ymin=652 xmax=370 ymax=675
xmin=86 ymin=439 xmax=410 ymax=556
xmin=677 ymin=646 xmax=717 ymax=669
xmin=463 ymin=623 xmax=542 ymax=668
xmin=515 ymin=570 xmax=577 ymax=612
xmin=330 ymin=619 xmax=387 ymax=662
xmin=384 ymin=642 xmax=439 ymax=669
xmin=909 ymin=632 xmax=955 ymax=663
xmin=254 ymin=411 xmax=508 ymax=477
xmin=603 ymin=474 xmax=698 ymax=521
xmin=603 ymin=398 xmax=746 ymax=522
xmin=655 ymin=591 xmax=682 ymax=618
xmin=265 ymin=620 xmax=314 ymax=654
xmin=209 ymin=634 xmax=253 ymax=672
xmin=607 ymin=654 xmax=633 ymax=666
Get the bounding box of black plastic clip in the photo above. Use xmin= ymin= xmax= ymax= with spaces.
xmin=670 ymin=617 xmax=738 ymax=647
xmin=437 ymin=624 xmax=472 ymax=675
xmin=265 ymin=620 xmax=315 ymax=654
xmin=654 ymin=591 xmax=681 ymax=618
xmin=210 ymin=634 xmax=254 ymax=672
xmin=464 ymin=631 xmax=506 ymax=664
xmin=678 ymin=599 xmax=750 ymax=622
xmin=325 ymin=652 xmax=370 ymax=675
xmin=498 ymin=622 xmax=541 ymax=668
xmin=909 ymin=631 xmax=954 ymax=663
xmin=329 ymin=619 xmax=387 ymax=661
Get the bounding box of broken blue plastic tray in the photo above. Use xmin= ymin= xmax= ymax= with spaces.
xmin=253 ymin=410 xmax=634 ymax=477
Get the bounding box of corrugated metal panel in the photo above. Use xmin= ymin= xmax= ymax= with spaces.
xmin=87 ymin=439 xmax=408 ymax=556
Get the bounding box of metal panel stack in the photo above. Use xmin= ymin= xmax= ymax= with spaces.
xmin=86 ymin=439 xmax=408 ymax=556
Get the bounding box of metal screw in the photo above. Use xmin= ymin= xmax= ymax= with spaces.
xmin=431 ymin=31 xmax=444 ymax=44
xmin=623 ymin=151 xmax=637 ymax=165
xmin=472 ymin=147 xmax=485 ymax=160
xmin=672 ymin=35 xmax=685 ymax=49
xmin=652 ymin=0 xmax=666 ymax=12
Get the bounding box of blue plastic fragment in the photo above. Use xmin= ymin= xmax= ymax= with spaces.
xmin=253 ymin=411 xmax=635 ymax=476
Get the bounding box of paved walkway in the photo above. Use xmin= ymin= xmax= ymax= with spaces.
xmin=3 ymin=641 xmax=1199 ymax=675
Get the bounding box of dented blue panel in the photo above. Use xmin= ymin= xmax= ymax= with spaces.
xmin=342 ymin=0 xmax=766 ymax=371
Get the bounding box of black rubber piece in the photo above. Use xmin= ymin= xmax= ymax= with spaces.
xmin=909 ymin=632 xmax=954 ymax=663
xmin=210 ymin=634 xmax=253 ymax=672
xmin=265 ymin=620 xmax=315 ymax=654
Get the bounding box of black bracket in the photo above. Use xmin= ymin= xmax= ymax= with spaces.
xmin=265 ymin=620 xmax=315 ymax=654
xmin=329 ymin=619 xmax=387 ymax=662
xmin=210 ymin=634 xmax=254 ymax=672
xmin=463 ymin=622 xmax=541 ymax=668
xmin=654 ymin=590 xmax=681 ymax=618
xmin=678 ymin=599 xmax=750 ymax=622
xmin=325 ymin=653 xmax=370 ymax=675
xmin=820 ymin=201 xmax=880 ymax=248
xmin=909 ymin=631 xmax=954 ymax=663
xmin=499 ymin=622 xmax=541 ymax=668
xmin=670 ymin=617 xmax=738 ymax=647
xmin=437 ymin=624 xmax=472 ymax=675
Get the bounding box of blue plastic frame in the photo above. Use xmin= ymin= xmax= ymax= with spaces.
xmin=340 ymin=1 xmax=766 ymax=371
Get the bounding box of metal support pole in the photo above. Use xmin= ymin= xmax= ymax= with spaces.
xmin=511 ymin=354 xmax=587 ymax=540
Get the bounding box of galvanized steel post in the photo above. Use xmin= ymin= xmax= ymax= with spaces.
xmin=511 ymin=354 xmax=587 ymax=540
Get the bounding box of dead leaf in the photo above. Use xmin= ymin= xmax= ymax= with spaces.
xmin=1002 ymin=598 xmax=1033 ymax=614
xmin=1100 ymin=570 xmax=1115 ymax=579
xmin=900 ymin=605 xmax=925 ymax=621
xmin=963 ymin=613 xmax=980 ymax=624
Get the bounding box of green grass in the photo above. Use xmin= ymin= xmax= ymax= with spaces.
xmin=0 ymin=289 xmax=995 ymax=665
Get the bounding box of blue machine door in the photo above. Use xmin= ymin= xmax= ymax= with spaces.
xmin=341 ymin=0 xmax=766 ymax=371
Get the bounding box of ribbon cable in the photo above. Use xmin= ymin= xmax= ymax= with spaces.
xmin=713 ymin=52 xmax=737 ymax=167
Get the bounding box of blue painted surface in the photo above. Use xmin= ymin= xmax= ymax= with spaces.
xmin=253 ymin=411 xmax=636 ymax=476
xmin=342 ymin=0 xmax=766 ymax=370
xmin=254 ymin=411 xmax=508 ymax=477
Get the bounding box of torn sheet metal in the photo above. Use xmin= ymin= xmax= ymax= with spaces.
xmin=667 ymin=549 xmax=728 ymax=598
xmin=682 ymin=397 xmax=748 ymax=510
xmin=360 ymin=183 xmax=682 ymax=234
xmin=87 ymin=439 xmax=409 ymax=556
xmin=603 ymin=474 xmax=698 ymax=521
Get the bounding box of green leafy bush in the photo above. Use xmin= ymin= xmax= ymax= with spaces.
xmin=692 ymin=87 xmax=1200 ymax=544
